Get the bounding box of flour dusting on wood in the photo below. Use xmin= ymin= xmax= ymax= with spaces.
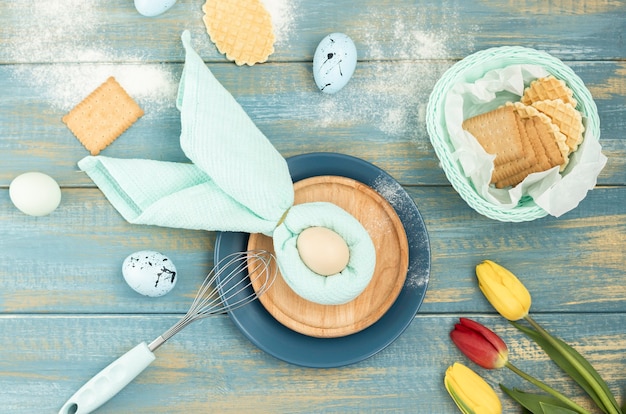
xmin=5 ymin=0 xmax=298 ymax=116
xmin=4 ymin=1 xmax=180 ymax=117
xmin=311 ymin=6 xmax=473 ymax=139
xmin=261 ymin=0 xmax=297 ymax=47
xmin=10 ymin=64 xmax=178 ymax=118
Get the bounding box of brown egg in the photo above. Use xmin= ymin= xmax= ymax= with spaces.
xmin=296 ymin=226 xmax=350 ymax=276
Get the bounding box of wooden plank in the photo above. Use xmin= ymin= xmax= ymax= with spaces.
xmin=1 ymin=2 xmax=625 ymax=413
xmin=1 ymin=0 xmax=625 ymax=64
xmin=0 ymin=313 xmax=623 ymax=413
xmin=0 ymin=186 xmax=215 ymax=314
xmin=0 ymin=61 xmax=624 ymax=187
xmin=417 ymin=185 xmax=626 ymax=314
xmin=1 ymin=185 xmax=624 ymax=314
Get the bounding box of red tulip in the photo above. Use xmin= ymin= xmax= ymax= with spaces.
xmin=450 ymin=318 xmax=508 ymax=369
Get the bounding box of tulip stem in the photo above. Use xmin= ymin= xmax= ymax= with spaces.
xmin=524 ymin=316 xmax=621 ymax=414
xmin=505 ymin=361 xmax=591 ymax=414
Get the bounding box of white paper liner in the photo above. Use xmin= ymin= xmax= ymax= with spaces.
xmin=444 ymin=64 xmax=607 ymax=217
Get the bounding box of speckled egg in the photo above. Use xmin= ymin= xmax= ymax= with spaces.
xmin=122 ymin=251 xmax=177 ymax=297
xmin=313 ymin=33 xmax=357 ymax=94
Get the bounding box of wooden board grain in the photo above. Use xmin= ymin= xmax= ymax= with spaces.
xmin=248 ymin=176 xmax=408 ymax=338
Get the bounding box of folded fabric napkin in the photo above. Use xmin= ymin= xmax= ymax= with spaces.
xmin=78 ymin=31 xmax=376 ymax=305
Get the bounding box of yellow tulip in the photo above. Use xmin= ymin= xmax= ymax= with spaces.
xmin=475 ymin=260 xmax=531 ymax=321
xmin=444 ymin=362 xmax=502 ymax=414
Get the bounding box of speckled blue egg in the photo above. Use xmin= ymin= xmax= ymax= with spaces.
xmin=122 ymin=251 xmax=177 ymax=297
xmin=313 ymin=33 xmax=357 ymax=94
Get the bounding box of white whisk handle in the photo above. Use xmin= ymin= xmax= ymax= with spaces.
xmin=58 ymin=342 xmax=156 ymax=414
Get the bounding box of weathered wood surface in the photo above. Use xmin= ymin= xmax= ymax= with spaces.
xmin=1 ymin=314 xmax=625 ymax=413
xmin=1 ymin=0 xmax=625 ymax=412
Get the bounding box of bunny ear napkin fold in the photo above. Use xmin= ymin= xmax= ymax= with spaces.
xmin=78 ymin=31 xmax=375 ymax=305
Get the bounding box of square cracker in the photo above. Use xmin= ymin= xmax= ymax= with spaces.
xmin=462 ymin=105 xmax=526 ymax=166
xmin=490 ymin=113 xmax=537 ymax=184
xmin=62 ymin=77 xmax=144 ymax=155
xmin=495 ymin=109 xmax=564 ymax=188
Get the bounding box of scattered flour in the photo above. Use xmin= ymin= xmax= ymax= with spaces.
xmin=261 ymin=0 xmax=297 ymax=47
xmin=372 ymin=173 xmax=417 ymax=227
xmin=309 ymin=6 xmax=473 ymax=139
xmin=5 ymin=0 xmax=467 ymax=137
xmin=4 ymin=0 xmax=297 ymax=116
xmin=4 ymin=0 xmax=112 ymax=64
xmin=371 ymin=173 xmax=430 ymax=291
xmin=11 ymin=64 xmax=178 ymax=118
xmin=4 ymin=0 xmax=179 ymax=117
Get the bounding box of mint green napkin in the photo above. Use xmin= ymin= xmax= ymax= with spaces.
xmin=79 ymin=31 xmax=375 ymax=305
xmin=79 ymin=31 xmax=293 ymax=236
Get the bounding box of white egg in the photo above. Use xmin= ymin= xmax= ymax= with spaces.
xmin=9 ymin=172 xmax=62 ymax=216
xmin=313 ymin=33 xmax=357 ymax=94
xmin=296 ymin=227 xmax=350 ymax=276
xmin=122 ymin=251 xmax=177 ymax=297
xmin=134 ymin=0 xmax=177 ymax=17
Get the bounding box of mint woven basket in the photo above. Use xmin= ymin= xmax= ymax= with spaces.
xmin=426 ymin=46 xmax=600 ymax=222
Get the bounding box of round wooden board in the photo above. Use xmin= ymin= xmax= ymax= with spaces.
xmin=248 ymin=175 xmax=409 ymax=338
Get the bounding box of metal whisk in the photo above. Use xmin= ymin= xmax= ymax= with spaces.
xmin=59 ymin=250 xmax=276 ymax=414
xmin=148 ymin=250 xmax=276 ymax=351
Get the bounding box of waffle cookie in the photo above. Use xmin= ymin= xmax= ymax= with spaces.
xmin=62 ymin=77 xmax=144 ymax=155
xmin=521 ymin=75 xmax=577 ymax=107
xmin=202 ymin=0 xmax=275 ymax=66
xmin=532 ymin=99 xmax=585 ymax=153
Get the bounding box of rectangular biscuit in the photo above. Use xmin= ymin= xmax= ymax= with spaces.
xmin=462 ymin=105 xmax=525 ymax=166
xmin=495 ymin=113 xmax=561 ymax=188
xmin=490 ymin=109 xmax=539 ymax=183
xmin=62 ymin=77 xmax=144 ymax=155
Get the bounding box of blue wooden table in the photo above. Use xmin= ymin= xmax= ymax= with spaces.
xmin=1 ymin=1 xmax=625 ymax=412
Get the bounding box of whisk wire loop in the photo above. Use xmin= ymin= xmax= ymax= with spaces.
xmin=149 ymin=250 xmax=276 ymax=351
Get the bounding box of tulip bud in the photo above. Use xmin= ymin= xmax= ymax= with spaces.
xmin=444 ymin=362 xmax=502 ymax=414
xmin=450 ymin=318 xmax=508 ymax=369
xmin=476 ymin=260 xmax=531 ymax=321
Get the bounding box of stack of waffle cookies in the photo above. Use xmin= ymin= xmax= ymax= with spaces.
xmin=462 ymin=76 xmax=585 ymax=189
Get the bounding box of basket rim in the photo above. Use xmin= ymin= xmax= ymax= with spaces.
xmin=426 ymin=46 xmax=600 ymax=222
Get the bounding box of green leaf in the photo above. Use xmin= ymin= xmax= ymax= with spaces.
xmin=512 ymin=321 xmax=621 ymax=414
xmin=539 ymin=402 xmax=585 ymax=414
xmin=513 ymin=321 xmax=605 ymax=410
xmin=500 ymin=384 xmax=580 ymax=414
